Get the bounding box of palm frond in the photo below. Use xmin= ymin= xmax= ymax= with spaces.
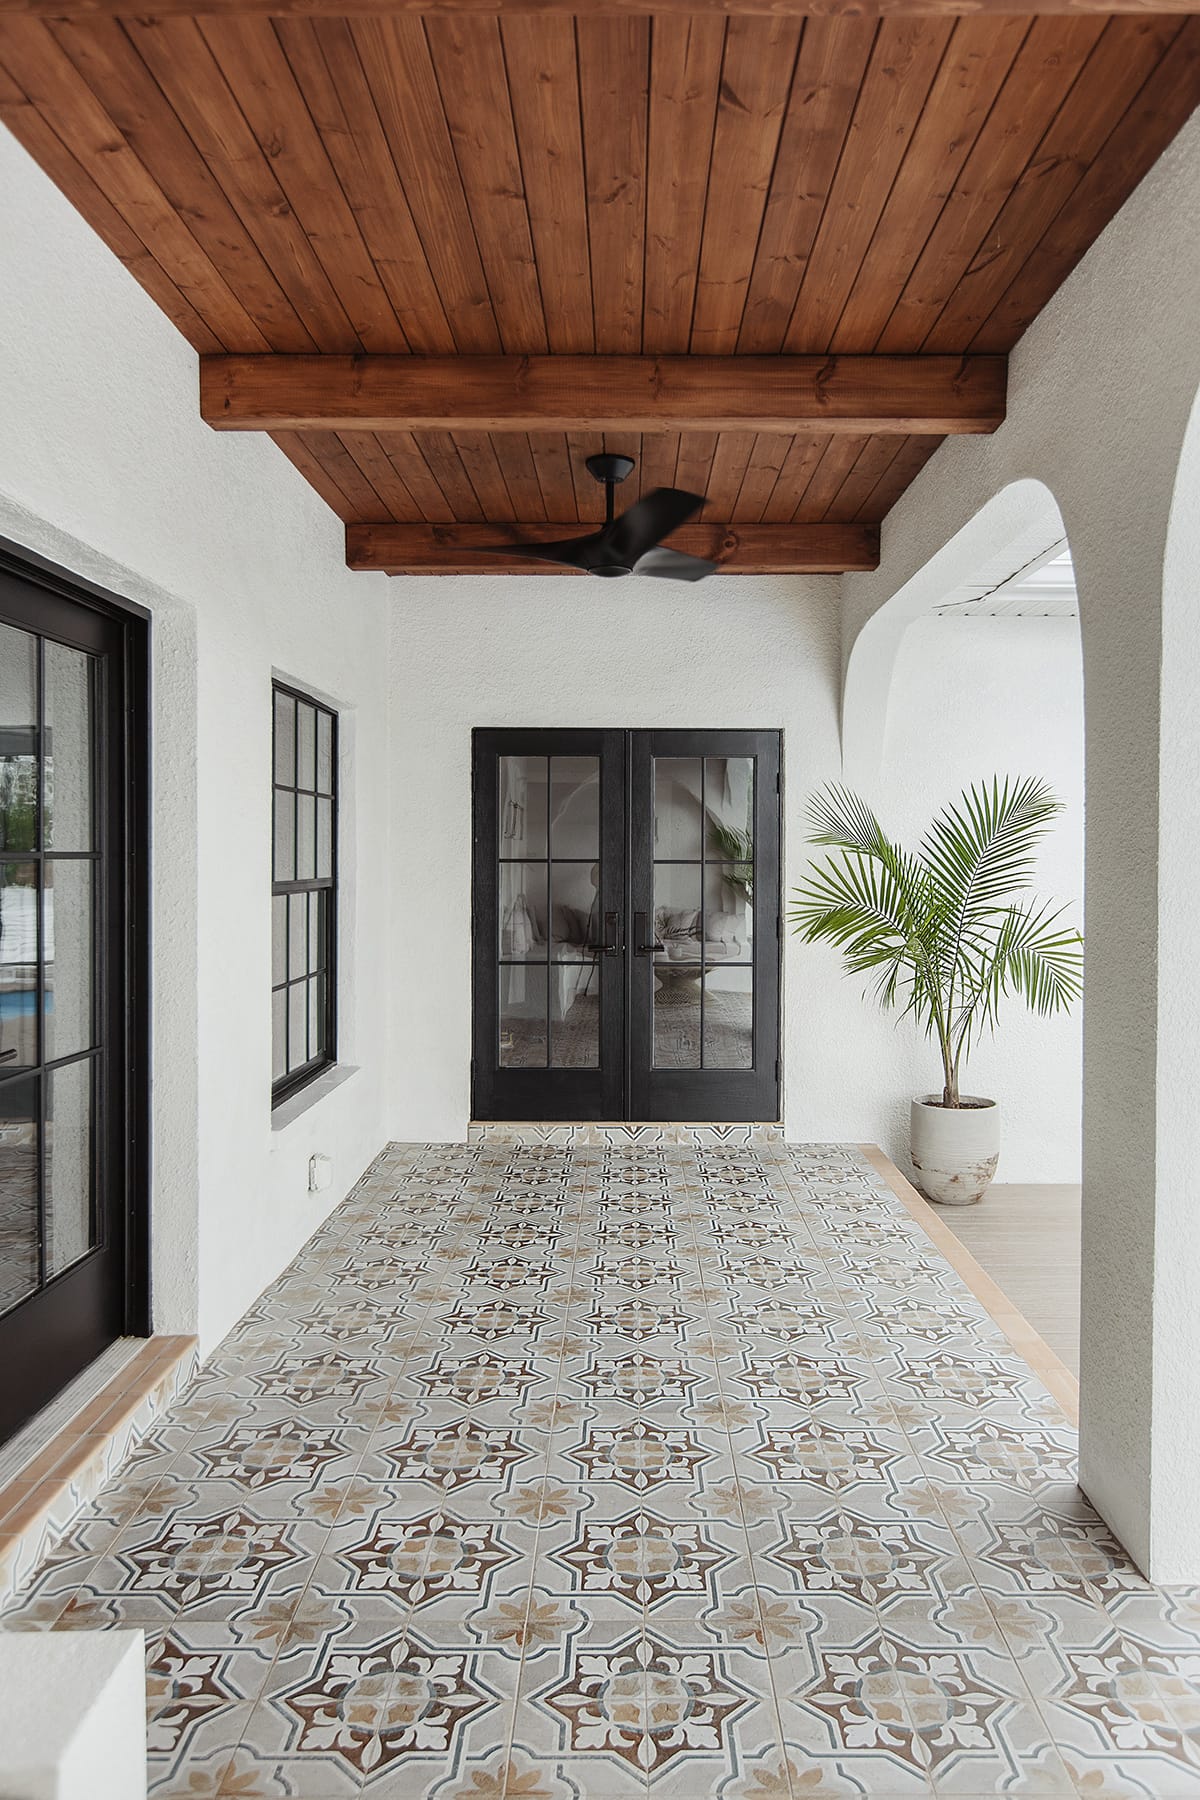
xmin=790 ymin=774 xmax=1083 ymax=1102
xmin=980 ymin=900 xmax=1085 ymax=1022
xmin=923 ymin=776 xmax=1062 ymax=916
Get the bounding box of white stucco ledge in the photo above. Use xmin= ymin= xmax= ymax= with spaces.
xmin=271 ymin=1063 xmax=362 ymax=1132
xmin=0 ymin=1628 xmax=146 ymax=1800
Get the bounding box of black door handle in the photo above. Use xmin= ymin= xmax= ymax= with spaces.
xmin=633 ymin=911 xmax=664 ymax=955
xmin=585 ymin=910 xmax=621 ymax=957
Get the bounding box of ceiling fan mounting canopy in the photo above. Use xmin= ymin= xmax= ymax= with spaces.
xmin=469 ymin=450 xmax=716 ymax=581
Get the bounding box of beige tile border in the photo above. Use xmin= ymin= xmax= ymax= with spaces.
xmin=0 ymin=1335 xmax=197 ymax=1608
xmin=859 ymin=1143 xmax=1079 ymax=1426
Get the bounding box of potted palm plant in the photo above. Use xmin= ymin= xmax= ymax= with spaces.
xmin=790 ymin=776 xmax=1084 ymax=1205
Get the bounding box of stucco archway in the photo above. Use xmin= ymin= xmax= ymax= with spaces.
xmin=841 ymin=480 xmax=1068 ymax=788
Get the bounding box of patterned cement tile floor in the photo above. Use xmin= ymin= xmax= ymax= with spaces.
xmin=4 ymin=1143 xmax=1200 ymax=1799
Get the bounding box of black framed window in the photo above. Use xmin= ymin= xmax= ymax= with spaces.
xmin=271 ymin=682 xmax=337 ymax=1105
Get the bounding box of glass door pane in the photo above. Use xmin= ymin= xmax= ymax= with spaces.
xmin=0 ymin=617 xmax=101 ymax=1321
xmin=650 ymin=755 xmax=755 ymax=1072
xmin=0 ymin=561 xmax=143 ymax=1447
xmin=475 ymin=732 xmax=623 ymax=1119
xmin=631 ymin=732 xmax=779 ymax=1123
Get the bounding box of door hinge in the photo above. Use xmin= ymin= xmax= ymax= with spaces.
xmin=775 ymin=1059 xmax=780 ymax=1082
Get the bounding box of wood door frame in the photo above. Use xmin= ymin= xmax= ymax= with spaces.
xmin=0 ymin=537 xmax=151 ymax=1442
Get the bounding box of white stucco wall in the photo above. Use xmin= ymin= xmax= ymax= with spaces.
xmin=841 ymin=108 xmax=1200 ymax=1579
xmin=0 ymin=125 xmax=394 ymax=1353
xmin=385 ymin=573 xmax=842 ymax=1142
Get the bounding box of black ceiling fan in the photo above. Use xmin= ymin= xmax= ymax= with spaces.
xmin=473 ymin=453 xmax=716 ymax=581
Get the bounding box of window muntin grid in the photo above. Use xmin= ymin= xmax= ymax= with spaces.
xmin=271 ymin=683 xmax=337 ymax=1105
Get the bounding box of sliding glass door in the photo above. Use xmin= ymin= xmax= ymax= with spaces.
xmin=0 ymin=551 xmax=147 ymax=1441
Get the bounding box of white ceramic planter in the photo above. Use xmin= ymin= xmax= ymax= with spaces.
xmin=910 ymin=1095 xmax=1000 ymax=1206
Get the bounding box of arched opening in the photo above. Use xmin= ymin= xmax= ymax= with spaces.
xmin=841 ymin=479 xmax=1085 ymax=1365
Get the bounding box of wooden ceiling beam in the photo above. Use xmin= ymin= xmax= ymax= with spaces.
xmin=1 ymin=0 xmax=1194 ymax=14
xmin=346 ymin=520 xmax=880 ymax=575
xmin=202 ymin=353 xmax=1005 ymax=435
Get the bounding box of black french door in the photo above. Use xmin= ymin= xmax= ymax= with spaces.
xmin=0 ymin=548 xmax=148 ymax=1442
xmin=472 ymin=729 xmax=780 ymax=1122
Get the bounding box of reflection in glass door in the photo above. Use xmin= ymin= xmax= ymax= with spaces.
xmin=630 ymin=731 xmax=780 ymax=1121
xmin=0 ymin=553 xmax=147 ymax=1442
xmin=472 ymin=729 xmax=780 ymax=1123
xmin=474 ymin=731 xmax=625 ymax=1120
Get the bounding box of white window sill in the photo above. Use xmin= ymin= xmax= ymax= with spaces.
xmin=271 ymin=1064 xmax=360 ymax=1133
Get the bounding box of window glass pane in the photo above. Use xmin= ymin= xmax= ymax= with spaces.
xmin=0 ymin=859 xmax=37 ymax=1070
xmin=500 ymin=756 xmax=547 ymax=858
xmin=272 ymin=685 xmax=336 ymax=1098
xmin=654 ymin=969 xmax=702 ymax=1068
xmin=652 ymin=866 xmax=701 ymax=1070
xmin=703 ymin=973 xmax=753 ymax=1069
xmin=500 ymin=965 xmax=547 ymax=1067
xmin=550 ymin=756 xmax=598 ymax=856
xmin=705 ymin=756 xmax=755 ymax=850
xmin=316 ymin=797 xmax=333 ymax=880
xmin=550 ymin=862 xmax=600 ymax=961
xmin=654 ymin=758 xmax=703 ymax=858
xmin=500 ymin=864 xmax=547 ymax=961
xmin=0 ymin=1071 xmax=38 ymax=1316
xmin=0 ymin=622 xmax=37 ymax=857
xmin=274 ymin=691 xmax=296 ymax=786
xmin=309 ymin=890 xmax=326 ymax=973
xmin=653 ymin=863 xmax=701 ymax=961
xmin=46 ymin=1057 xmax=93 ymax=1277
xmin=273 ymin=790 xmax=295 ymax=883
xmin=308 ymin=977 xmax=320 ymax=1061
xmin=44 ymin=859 xmax=93 ymax=1061
xmin=44 ymin=642 xmax=93 ymax=851
xmin=288 ymin=892 xmax=308 ymax=980
xmin=272 ymin=990 xmax=287 ymax=1083
xmin=296 ymin=795 xmax=316 ymax=881
xmin=316 ymin=711 xmax=333 ymax=795
xmin=297 ymin=702 xmax=316 ymax=793
xmin=288 ymin=983 xmax=308 ymax=1072
xmin=272 ymin=895 xmax=287 ymax=987
xmin=552 ymin=968 xmax=599 ymax=1068
xmin=704 ymin=863 xmax=753 ymax=963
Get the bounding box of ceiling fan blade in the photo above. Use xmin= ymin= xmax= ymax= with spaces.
xmin=605 ymin=487 xmax=706 ymax=564
xmin=634 ymin=545 xmax=717 ymax=583
xmin=464 ymin=531 xmax=605 ymax=570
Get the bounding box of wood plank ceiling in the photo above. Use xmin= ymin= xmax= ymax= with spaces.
xmin=1 ymin=7 xmax=1198 ymax=572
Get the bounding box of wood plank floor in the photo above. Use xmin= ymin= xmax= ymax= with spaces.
xmin=934 ymin=1182 xmax=1081 ymax=1375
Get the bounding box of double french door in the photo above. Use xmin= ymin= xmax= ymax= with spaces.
xmin=0 ymin=550 xmax=147 ymax=1442
xmin=472 ymin=729 xmax=780 ymax=1122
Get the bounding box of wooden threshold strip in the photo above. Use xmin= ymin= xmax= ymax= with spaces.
xmin=201 ymin=353 xmax=1006 ymax=435
xmin=346 ymin=519 xmax=879 ymax=574
xmin=0 ymin=1335 xmax=198 ymax=1606
xmin=861 ymin=1143 xmax=1080 ymax=1425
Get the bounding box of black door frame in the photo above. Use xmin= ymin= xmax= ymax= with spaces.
xmin=0 ymin=537 xmax=151 ymax=1442
xmin=628 ymin=728 xmax=781 ymax=1122
xmin=471 ymin=727 xmax=782 ymax=1123
xmin=473 ymin=728 xmax=627 ymax=1121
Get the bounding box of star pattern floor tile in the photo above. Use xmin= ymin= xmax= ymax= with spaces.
xmin=3 ymin=1141 xmax=1199 ymax=1798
